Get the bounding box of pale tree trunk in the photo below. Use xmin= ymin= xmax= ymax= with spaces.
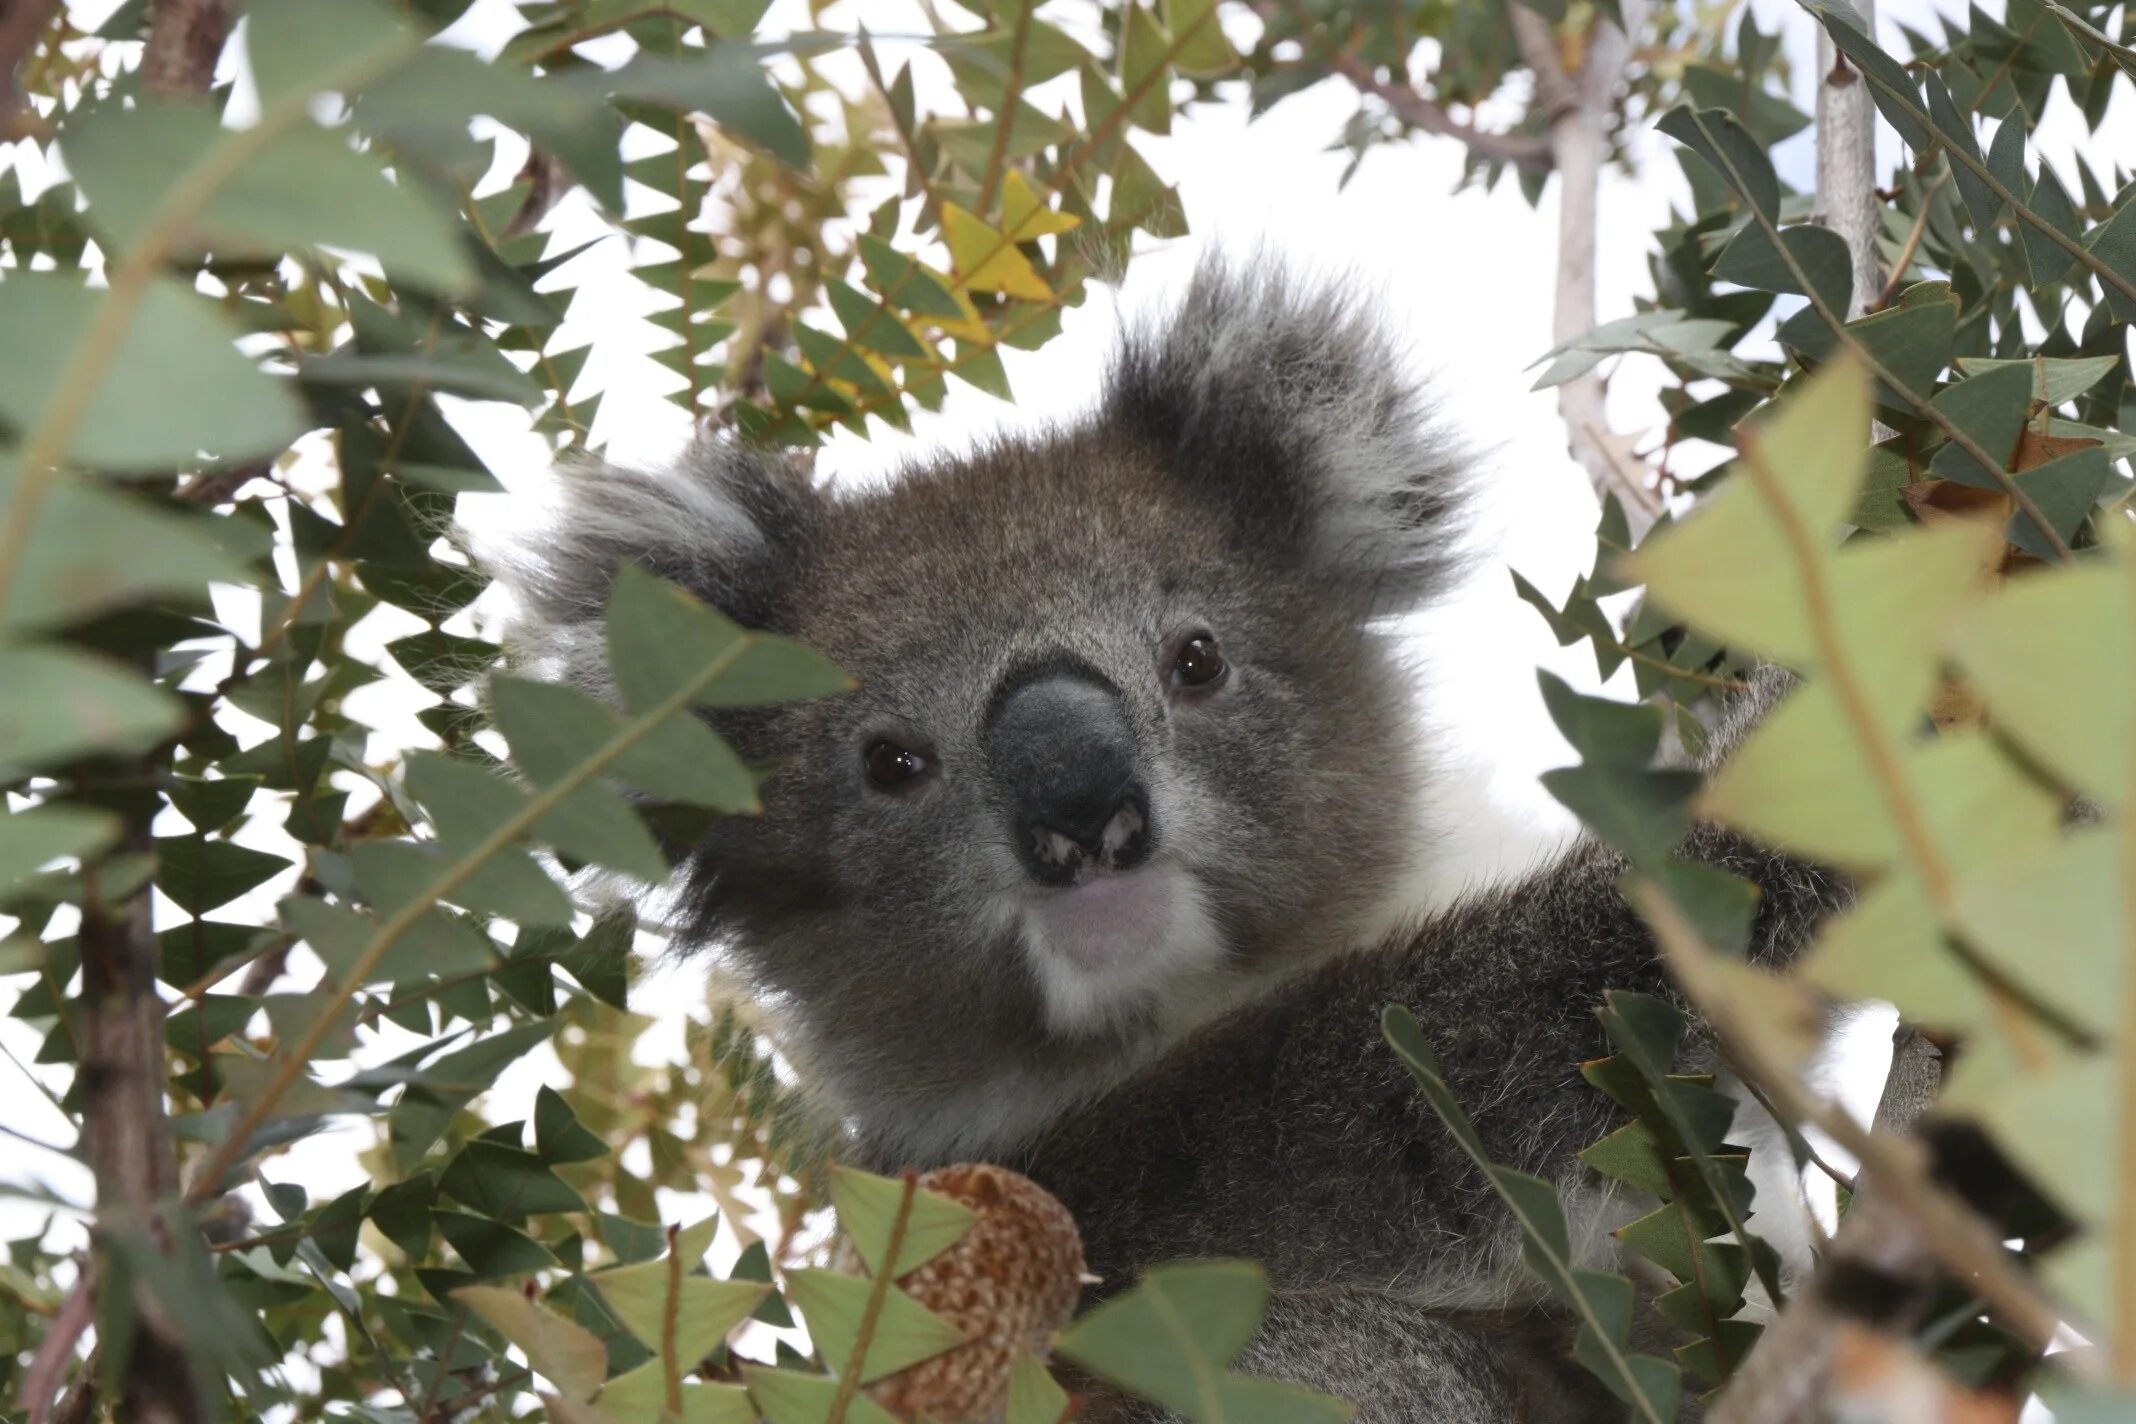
xmin=1815 ymin=11 xmax=1883 ymax=319
xmin=1513 ymin=0 xmax=1663 ymax=539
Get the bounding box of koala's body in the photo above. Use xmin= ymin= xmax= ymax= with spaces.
xmin=490 ymin=264 xmax=1849 ymax=1420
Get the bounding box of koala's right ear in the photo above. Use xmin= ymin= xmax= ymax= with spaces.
xmin=1103 ymin=260 xmax=1470 ymax=615
xmin=478 ymin=437 xmax=822 ymax=693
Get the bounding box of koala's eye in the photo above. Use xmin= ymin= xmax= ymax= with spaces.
xmin=863 ymin=738 xmax=928 ymax=791
xmin=1170 ymin=633 xmax=1228 ymax=690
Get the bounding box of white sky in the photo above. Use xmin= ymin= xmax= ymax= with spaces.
xmin=1 ymin=0 xmax=2128 ymax=1404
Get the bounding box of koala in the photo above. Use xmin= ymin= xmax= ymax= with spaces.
xmin=486 ymin=262 xmax=1851 ymax=1420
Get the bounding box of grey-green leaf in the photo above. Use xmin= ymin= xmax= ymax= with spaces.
xmin=0 ymin=274 xmax=307 ymax=473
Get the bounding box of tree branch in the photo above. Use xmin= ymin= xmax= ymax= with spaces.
xmin=1247 ymin=0 xmax=1552 ymax=167
xmin=1319 ymin=47 xmax=1553 ymax=166
xmin=1709 ymin=1190 xmax=1939 ymax=1424
xmin=38 ymin=11 xmax=236 ymax=1424
xmin=1510 ymin=0 xmax=1661 ymax=539
xmin=137 ymin=0 xmax=227 ymax=95
xmin=0 ymin=0 xmax=62 ymax=135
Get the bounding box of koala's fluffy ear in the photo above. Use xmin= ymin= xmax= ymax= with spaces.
xmin=479 ymin=437 xmax=821 ymax=692
xmin=1104 ymin=260 xmax=1468 ymax=612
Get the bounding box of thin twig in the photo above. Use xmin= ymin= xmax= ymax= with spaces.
xmin=1871 ymin=171 xmax=1951 ymax=312
xmin=19 ymin=1278 xmax=91 ymax=1424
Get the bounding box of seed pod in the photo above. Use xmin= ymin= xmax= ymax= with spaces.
xmin=863 ymin=1163 xmax=1086 ymax=1424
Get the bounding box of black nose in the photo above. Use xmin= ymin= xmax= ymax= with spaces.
xmin=984 ymin=663 xmax=1156 ymax=887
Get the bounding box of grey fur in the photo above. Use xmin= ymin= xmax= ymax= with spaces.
xmin=484 ymin=262 xmax=1846 ymax=1421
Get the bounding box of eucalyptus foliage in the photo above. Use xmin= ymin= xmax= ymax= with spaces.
xmin=0 ymin=0 xmax=1269 ymax=1419
xmin=2 ymin=0 xmax=2133 ymax=1419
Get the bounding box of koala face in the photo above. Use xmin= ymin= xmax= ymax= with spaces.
xmin=489 ymin=264 xmax=1466 ymax=1161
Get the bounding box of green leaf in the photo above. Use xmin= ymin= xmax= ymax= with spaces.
xmin=1536 ymin=672 xmax=1663 ymax=765
xmin=1780 ymin=287 xmax=1957 ymax=408
xmin=787 ymin=1268 xmax=967 ymax=1384
xmin=435 ymin=1208 xmax=558 ymax=1278
xmin=534 ymin=1085 xmax=609 ymax=1165
xmin=2084 ymin=196 xmax=2136 ymax=321
xmin=0 ymin=467 xmax=254 ymax=633
xmin=1797 ymin=0 xmax=1931 ymax=147
xmin=828 ymin=1167 xmax=976 ymax=1280
xmin=1927 ymin=363 xmax=2033 ymax=489
xmin=156 ymin=836 xmax=292 ymax=916
xmin=604 ymin=566 xmax=852 ymax=710
xmin=743 ymin=1365 xmax=905 ymax=1424
xmin=598 ymin=49 xmax=810 ymax=168
xmin=1656 ymin=106 xmax=1778 ymax=219
xmin=489 ymin=674 xmax=756 ymax=819
xmin=0 ymin=804 xmax=121 ymax=893
xmin=1952 ymin=825 xmax=2122 ymax=1041
xmin=1713 ymin=222 xmax=1851 ymax=314
xmin=1057 ymin=1260 xmax=1351 ymax=1423
xmin=2018 ymin=164 xmax=2084 ymax=286
xmin=598 ymin=1262 xmax=767 ymax=1370
xmin=859 ymin=236 xmax=965 ymax=318
xmin=1635 ymin=361 xmax=1998 ymax=734
xmin=389 ymin=1021 xmax=560 ymax=1168
xmin=1542 ymin=762 xmax=1700 ymax=865
xmin=1005 ymin=1353 xmax=1073 ymax=1424
xmin=1953 ymin=354 xmax=2118 ymax=406
xmin=0 ymin=644 xmax=184 ymax=777
xmin=1596 ymin=991 xmax=1784 ymax=1306
xmin=1923 ymin=74 xmax=1999 ymax=230
xmin=0 ymin=273 xmax=306 ymax=473
xmin=1381 ymin=1008 xmax=1681 ymax=1423
xmin=399 ymin=753 xmax=577 ymax=925
xmin=439 ymin=1140 xmax=588 ymax=1220
xmin=600 ymin=1368 xmax=758 ymax=1423
xmin=2007 ymin=448 xmax=2112 ymax=562
xmin=281 ymin=892 xmax=497 ymax=987
xmin=1800 ymin=873 xmax=1987 ymax=1032
xmin=66 ymin=105 xmax=474 ymax=295
xmin=167 ymin=776 xmax=261 ymax=836
xmin=1949 ymin=559 xmax=2132 ymax=806
xmin=245 ymin=0 xmax=414 ymax=108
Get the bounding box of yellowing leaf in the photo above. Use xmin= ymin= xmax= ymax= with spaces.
xmin=1000 ymin=170 xmax=1079 ymax=242
xmin=940 ymin=203 xmax=1052 ymax=300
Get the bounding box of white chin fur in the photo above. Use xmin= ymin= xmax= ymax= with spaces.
xmin=1018 ymin=861 xmax=1225 ymax=1034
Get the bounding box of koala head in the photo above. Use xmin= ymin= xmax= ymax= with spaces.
xmin=488 ymin=263 xmax=1467 ymax=1163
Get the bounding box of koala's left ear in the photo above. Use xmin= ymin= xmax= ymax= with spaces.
xmin=476 ymin=435 xmax=823 ymax=695
xmin=1103 ymin=260 xmax=1469 ymax=613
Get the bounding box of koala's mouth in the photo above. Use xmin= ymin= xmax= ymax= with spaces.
xmin=1033 ymin=866 xmax=1177 ymax=969
xmin=1016 ymin=858 xmax=1228 ymax=1035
